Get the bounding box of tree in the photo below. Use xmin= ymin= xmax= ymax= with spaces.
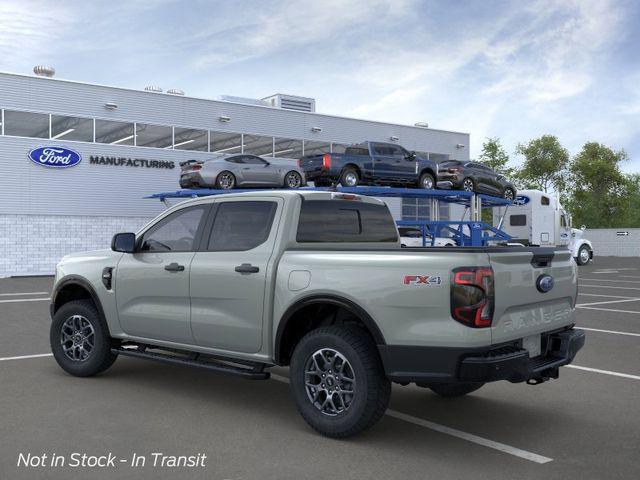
xmin=515 ymin=135 xmax=569 ymax=193
xmin=478 ymin=137 xmax=515 ymax=177
xmin=566 ymin=142 xmax=630 ymax=228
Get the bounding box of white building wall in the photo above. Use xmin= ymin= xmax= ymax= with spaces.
xmin=0 ymin=214 xmax=153 ymax=276
xmin=583 ymin=228 xmax=640 ymax=257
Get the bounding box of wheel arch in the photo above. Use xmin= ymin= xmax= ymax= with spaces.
xmin=51 ymin=276 xmax=107 ymax=327
xmin=342 ymin=163 xmax=362 ymax=177
xmin=274 ymin=294 xmax=386 ymax=366
xmin=419 ymin=167 xmax=436 ymax=179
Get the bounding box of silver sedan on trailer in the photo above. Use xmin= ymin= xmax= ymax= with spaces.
xmin=179 ymin=154 xmax=306 ymax=190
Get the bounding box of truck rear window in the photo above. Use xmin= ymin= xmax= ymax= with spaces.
xmin=344 ymin=146 xmax=369 ymax=156
xmin=297 ymin=200 xmax=398 ymax=243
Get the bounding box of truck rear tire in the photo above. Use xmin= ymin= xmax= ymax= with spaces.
xmin=50 ymin=300 xmax=118 ymax=377
xmin=340 ymin=168 xmax=359 ymax=187
xmin=429 ymin=382 xmax=484 ymax=397
xmin=290 ymin=326 xmax=391 ymax=438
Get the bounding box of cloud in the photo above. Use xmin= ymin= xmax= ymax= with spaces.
xmin=0 ymin=0 xmax=75 ymax=69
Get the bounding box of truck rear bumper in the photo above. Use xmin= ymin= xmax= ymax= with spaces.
xmin=379 ymin=327 xmax=585 ymax=384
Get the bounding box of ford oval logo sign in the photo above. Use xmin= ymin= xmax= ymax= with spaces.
xmin=513 ymin=195 xmax=530 ymax=206
xmin=28 ymin=146 xmax=82 ymax=168
xmin=536 ymin=274 xmax=554 ymax=293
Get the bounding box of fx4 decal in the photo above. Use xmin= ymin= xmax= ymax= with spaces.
xmin=403 ymin=275 xmax=442 ymax=286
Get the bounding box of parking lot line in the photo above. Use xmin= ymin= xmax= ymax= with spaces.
xmin=579 ymin=284 xmax=640 ymax=291
xmin=0 ymin=291 xmax=50 ymax=296
xmin=385 ymin=410 xmax=553 ymax=464
xmin=576 ymin=298 xmax=640 ymax=307
xmin=581 ymin=278 xmax=640 ymax=284
xmin=0 ymin=297 xmax=50 ymax=304
xmin=581 ymin=327 xmax=640 ymax=337
xmin=567 ymin=365 xmax=640 ymax=381
xmin=0 ymin=353 xmax=53 ymax=362
xmin=577 ymin=306 xmax=640 ymax=314
xmin=578 ymin=293 xmax=638 ymax=299
xmin=270 ymin=374 xmax=553 ymax=464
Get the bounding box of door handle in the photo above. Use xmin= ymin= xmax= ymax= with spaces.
xmin=235 ymin=263 xmax=260 ymax=274
xmin=164 ymin=262 xmax=185 ymax=272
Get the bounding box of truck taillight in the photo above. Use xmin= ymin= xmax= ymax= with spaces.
xmin=322 ymin=154 xmax=331 ymax=170
xmin=450 ymin=267 xmax=494 ymax=328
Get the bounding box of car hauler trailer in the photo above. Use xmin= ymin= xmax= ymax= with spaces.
xmin=493 ymin=189 xmax=593 ymax=265
xmin=147 ymin=186 xmax=514 ymax=248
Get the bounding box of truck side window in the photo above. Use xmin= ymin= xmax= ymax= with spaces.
xmin=541 ymin=196 xmax=550 ymax=205
xmin=509 ymin=215 xmax=527 ymax=227
xmin=139 ymin=206 xmax=207 ymax=252
xmin=297 ymin=201 xmax=398 ymax=243
xmin=207 ymin=201 xmax=277 ymax=251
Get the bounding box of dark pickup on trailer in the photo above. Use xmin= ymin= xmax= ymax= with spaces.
xmin=299 ymin=141 xmax=440 ymax=189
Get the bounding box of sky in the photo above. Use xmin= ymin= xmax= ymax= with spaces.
xmin=1 ymin=0 xmax=639 ymax=172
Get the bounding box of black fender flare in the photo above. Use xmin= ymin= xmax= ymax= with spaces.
xmin=50 ymin=275 xmax=107 ymax=326
xmin=274 ymin=294 xmax=386 ymax=365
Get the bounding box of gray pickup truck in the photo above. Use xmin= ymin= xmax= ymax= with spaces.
xmin=50 ymin=190 xmax=585 ymax=437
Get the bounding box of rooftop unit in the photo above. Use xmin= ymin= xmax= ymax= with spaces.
xmin=262 ymin=93 xmax=316 ymax=113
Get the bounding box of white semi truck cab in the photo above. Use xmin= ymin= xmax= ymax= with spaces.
xmin=494 ymin=189 xmax=594 ymax=265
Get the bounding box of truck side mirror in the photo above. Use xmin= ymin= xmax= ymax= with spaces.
xmin=111 ymin=232 xmax=136 ymax=253
xmin=405 ymin=151 xmax=416 ymax=161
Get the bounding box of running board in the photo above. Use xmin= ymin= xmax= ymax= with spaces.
xmin=111 ymin=346 xmax=270 ymax=380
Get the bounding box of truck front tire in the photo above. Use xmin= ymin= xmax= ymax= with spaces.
xmin=576 ymin=245 xmax=591 ymax=265
xmin=50 ymin=300 xmax=118 ymax=377
xmin=290 ymin=326 xmax=390 ymax=438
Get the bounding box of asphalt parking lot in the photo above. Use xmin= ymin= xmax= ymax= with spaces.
xmin=1 ymin=257 xmax=639 ymax=480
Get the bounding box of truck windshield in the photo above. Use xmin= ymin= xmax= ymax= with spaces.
xmin=297 ymin=200 xmax=398 ymax=243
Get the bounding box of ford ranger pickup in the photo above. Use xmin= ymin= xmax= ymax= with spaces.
xmin=299 ymin=141 xmax=440 ymax=189
xmin=50 ymin=190 xmax=585 ymax=437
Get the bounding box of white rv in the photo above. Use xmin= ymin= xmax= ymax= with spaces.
xmin=493 ymin=189 xmax=593 ymax=265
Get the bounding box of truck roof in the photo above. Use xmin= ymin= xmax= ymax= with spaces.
xmin=168 ymin=189 xmax=387 ymax=209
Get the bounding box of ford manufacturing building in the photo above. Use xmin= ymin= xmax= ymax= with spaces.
xmin=0 ymin=69 xmax=470 ymax=277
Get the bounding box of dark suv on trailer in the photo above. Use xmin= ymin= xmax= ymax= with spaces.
xmin=438 ymin=160 xmax=516 ymax=199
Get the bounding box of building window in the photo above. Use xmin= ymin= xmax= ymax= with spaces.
xmin=173 ymin=127 xmax=208 ymax=151
xmin=50 ymin=115 xmax=94 ymax=142
xmin=402 ymin=198 xmax=431 ymax=221
xmin=95 ymin=119 xmax=134 ymax=145
xmin=3 ymin=110 xmax=49 ymax=138
xmin=274 ymin=137 xmax=303 ymax=158
xmin=243 ymin=135 xmax=274 ymax=156
xmin=210 ymin=132 xmax=242 ymax=154
xmin=135 ymin=123 xmax=172 ymax=149
xmin=303 ymin=140 xmax=331 ymax=156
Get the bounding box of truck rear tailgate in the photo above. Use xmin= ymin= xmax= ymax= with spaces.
xmin=488 ymin=248 xmax=577 ymax=345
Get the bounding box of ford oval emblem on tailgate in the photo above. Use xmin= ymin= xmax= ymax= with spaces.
xmin=536 ymin=274 xmax=554 ymax=293
xmin=28 ymin=146 xmax=82 ymax=168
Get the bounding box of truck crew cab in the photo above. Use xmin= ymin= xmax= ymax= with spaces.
xmin=494 ymin=189 xmax=594 ymax=265
xmin=50 ymin=190 xmax=585 ymax=437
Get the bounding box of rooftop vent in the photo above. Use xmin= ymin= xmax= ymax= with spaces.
xmin=33 ymin=65 xmax=55 ymax=77
xmin=167 ymin=88 xmax=185 ymax=96
xmin=144 ymin=85 xmax=163 ymax=93
xmin=262 ymin=94 xmax=316 ymax=113
xmin=414 ymin=122 xmax=429 ymax=128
